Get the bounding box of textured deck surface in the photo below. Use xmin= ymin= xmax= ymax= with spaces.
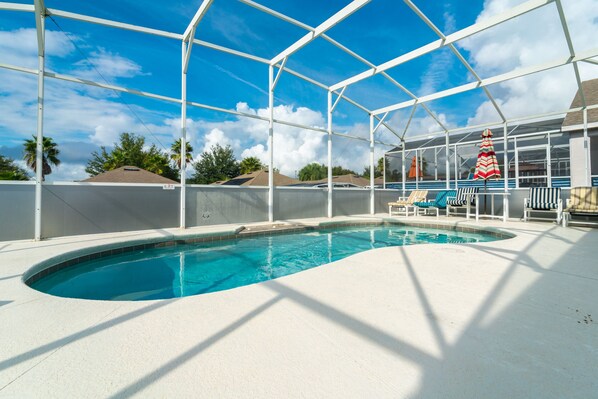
xmin=1 ymin=215 xmax=597 ymax=398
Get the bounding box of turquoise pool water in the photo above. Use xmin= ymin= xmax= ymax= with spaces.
xmin=30 ymin=225 xmax=499 ymax=301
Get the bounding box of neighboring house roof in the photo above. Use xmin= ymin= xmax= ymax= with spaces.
xmin=295 ymin=174 xmax=371 ymax=187
xmin=563 ymin=78 xmax=598 ymax=129
xmin=314 ymin=174 xmax=371 ymax=187
xmin=220 ymin=169 xmax=299 ymax=186
xmin=83 ymin=166 xmax=178 ymax=184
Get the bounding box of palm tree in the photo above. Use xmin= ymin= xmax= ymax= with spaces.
xmin=170 ymin=138 xmax=193 ymax=169
xmin=239 ymin=156 xmax=264 ymax=174
xmin=23 ymin=135 xmax=60 ymax=181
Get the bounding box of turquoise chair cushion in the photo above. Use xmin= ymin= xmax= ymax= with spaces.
xmin=414 ymin=201 xmax=435 ymax=208
xmin=414 ymin=190 xmax=456 ymax=209
xmin=434 ymin=190 xmax=456 ymax=209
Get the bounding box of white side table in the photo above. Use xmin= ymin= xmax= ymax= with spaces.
xmin=466 ymin=192 xmax=510 ymax=222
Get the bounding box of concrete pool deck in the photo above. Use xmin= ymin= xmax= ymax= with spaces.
xmin=0 ymin=215 xmax=597 ymax=398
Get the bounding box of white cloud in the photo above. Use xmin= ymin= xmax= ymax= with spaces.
xmin=240 ymin=144 xmax=265 ymax=159
xmin=191 ymin=103 xmax=327 ymax=176
xmin=182 ymin=102 xmax=389 ymax=177
xmin=0 ymin=25 xmax=159 ymax=150
xmin=459 ymin=0 xmax=598 ymax=125
xmin=0 ymin=67 xmax=175 ymax=149
xmin=419 ymin=12 xmax=458 ymax=96
xmin=90 ymin=113 xmax=138 ymax=146
xmin=0 ymin=28 xmax=75 ymax=69
xmin=6 ymin=159 xmax=87 ymax=182
xmin=201 ymin=128 xmax=241 ymax=154
xmin=48 ymin=162 xmax=89 ymax=182
xmin=74 ymin=48 xmax=148 ymax=80
xmin=0 ymin=25 xmax=393 ymax=181
xmin=240 ymin=128 xmax=326 ymax=176
xmin=0 ymin=67 xmax=393 ymax=179
xmin=0 ymin=26 xmax=403 ymax=182
xmin=407 ymin=113 xmax=450 ymax=136
xmin=383 ymin=109 xmax=452 ymax=139
xmin=0 ymin=28 xmax=147 ymax=81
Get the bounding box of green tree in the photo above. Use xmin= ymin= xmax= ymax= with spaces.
xmin=298 ymin=163 xmax=327 ymax=181
xmin=23 ymin=135 xmax=60 ymax=181
xmin=0 ymin=154 xmax=29 ymax=180
xmin=170 ymin=138 xmax=193 ymax=169
xmin=190 ymin=144 xmax=240 ymax=184
xmin=378 ymin=157 xmax=387 ymax=174
xmin=331 ymin=165 xmax=356 ymax=176
xmin=387 ymin=169 xmax=401 ymax=182
xmin=85 ymin=133 xmax=178 ymax=180
xmin=361 ymin=157 xmax=385 ymax=179
xmin=239 ymin=156 xmax=264 ymax=174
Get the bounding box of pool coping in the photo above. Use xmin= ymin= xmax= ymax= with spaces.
xmin=23 ymin=218 xmax=514 ymax=288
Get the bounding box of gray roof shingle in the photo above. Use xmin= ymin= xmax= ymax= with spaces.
xmin=83 ymin=166 xmax=178 ymax=184
xmin=563 ymin=78 xmax=598 ymax=128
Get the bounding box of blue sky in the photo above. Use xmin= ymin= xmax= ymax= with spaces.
xmin=0 ymin=0 xmax=597 ymax=180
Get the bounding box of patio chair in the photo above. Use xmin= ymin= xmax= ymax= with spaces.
xmin=562 ymin=187 xmax=598 ymax=227
xmin=414 ymin=190 xmax=456 ymax=218
xmin=446 ymin=187 xmax=479 ymax=217
xmin=388 ymin=190 xmax=428 ymax=216
xmin=523 ymin=187 xmax=562 ymax=223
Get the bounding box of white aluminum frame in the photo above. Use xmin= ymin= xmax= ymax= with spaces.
xmin=32 ymin=0 xmax=45 ymax=241
xmin=387 ymin=126 xmax=570 ymax=199
xmin=1 ymin=0 xmax=597 ymax=238
xmin=515 ymin=144 xmax=552 ymax=188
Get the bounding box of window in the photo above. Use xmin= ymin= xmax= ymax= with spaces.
xmin=455 ymin=143 xmax=477 ymax=181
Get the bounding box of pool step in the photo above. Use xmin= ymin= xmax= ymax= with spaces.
xmin=238 ymin=223 xmax=305 ymax=235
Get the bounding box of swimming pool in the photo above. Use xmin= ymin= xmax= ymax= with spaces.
xmin=29 ymin=224 xmax=503 ymax=301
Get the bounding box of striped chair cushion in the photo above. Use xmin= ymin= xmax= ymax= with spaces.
xmin=529 ymin=187 xmax=561 ymax=210
xmin=388 ymin=189 xmax=429 ymax=206
xmin=566 ymin=187 xmax=598 ymax=213
xmin=446 ymin=187 xmax=479 ymax=206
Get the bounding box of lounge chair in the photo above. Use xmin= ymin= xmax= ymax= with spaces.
xmin=388 ymin=190 xmax=428 ymax=216
xmin=446 ymin=187 xmax=479 ymax=217
xmin=523 ymin=187 xmax=562 ymax=223
xmin=414 ymin=190 xmax=456 ymax=218
xmin=562 ymin=187 xmax=598 ymax=227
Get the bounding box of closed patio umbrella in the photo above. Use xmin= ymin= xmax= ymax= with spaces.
xmin=408 ymin=156 xmax=422 ymax=180
xmin=474 ymin=128 xmax=501 ymax=213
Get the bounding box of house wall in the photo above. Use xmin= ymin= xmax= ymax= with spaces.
xmin=569 ymin=131 xmax=591 ymax=187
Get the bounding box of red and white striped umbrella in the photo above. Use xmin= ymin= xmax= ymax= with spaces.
xmin=474 ymin=129 xmax=501 ymax=180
